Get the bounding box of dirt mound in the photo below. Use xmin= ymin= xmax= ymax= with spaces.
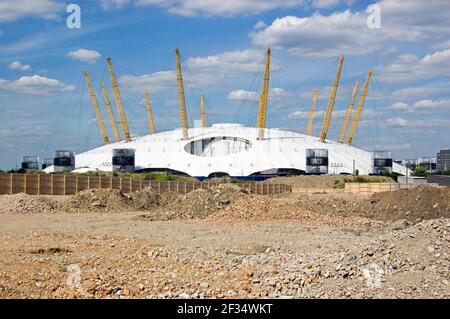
xmin=0 ymin=193 xmax=59 ymax=214
xmin=138 ymin=184 xmax=248 ymax=220
xmin=64 ymin=187 xmax=168 ymax=213
xmin=363 ymin=185 xmax=450 ymax=222
xmin=270 ymin=186 xmax=450 ymax=224
xmin=264 ymin=175 xmax=393 ymax=188
xmin=64 ymin=189 xmax=133 ymax=213
xmin=130 ymin=187 xmax=161 ymax=210
xmin=209 ymin=194 xmax=376 ymax=226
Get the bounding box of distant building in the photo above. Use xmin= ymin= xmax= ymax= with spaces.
xmin=21 ymin=156 xmax=40 ymax=172
xmin=401 ymin=157 xmax=437 ymax=173
xmin=437 ymin=149 xmax=450 ymax=171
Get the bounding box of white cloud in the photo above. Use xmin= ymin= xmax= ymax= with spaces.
xmin=227 ymin=90 xmax=258 ymax=101
xmin=288 ymin=110 xmax=325 ymax=119
xmin=100 ymin=0 xmax=132 ymax=10
xmin=8 ymin=60 xmax=31 ymax=71
xmin=386 ymin=117 xmax=409 ymax=127
xmin=411 ymin=99 xmax=450 ymax=110
xmin=0 ymin=0 xmax=64 ymax=22
xmin=391 ymin=86 xmax=450 ymax=99
xmin=390 ymin=99 xmax=450 ymax=112
xmin=120 ymin=71 xmax=175 ymax=93
xmin=386 ymin=117 xmax=450 ymax=128
xmin=389 ymin=102 xmax=408 ymax=110
xmin=186 ymin=49 xmax=277 ymax=74
xmin=227 ymin=88 xmax=289 ymax=102
xmin=67 ymin=49 xmax=102 ymax=64
xmin=250 ymin=1 xmax=450 ymax=58
xmin=137 ymin=0 xmax=304 ymax=16
xmin=101 ymin=0 xmax=355 ymax=16
xmin=254 ymin=21 xmax=267 ymax=30
xmin=378 ymin=49 xmax=450 ymax=83
xmin=5 ymin=108 xmax=37 ymax=117
xmin=250 ymin=11 xmax=420 ymax=58
xmin=310 ymin=0 xmax=341 ymax=8
xmin=288 ymin=108 xmax=380 ymax=120
xmin=0 ymin=125 xmax=50 ymax=138
xmin=120 ymin=49 xmax=279 ymax=93
xmin=433 ymin=39 xmax=450 ymax=50
xmin=0 ymin=75 xmax=75 ymax=95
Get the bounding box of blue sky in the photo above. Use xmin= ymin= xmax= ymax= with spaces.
xmin=0 ymin=0 xmax=449 ymax=169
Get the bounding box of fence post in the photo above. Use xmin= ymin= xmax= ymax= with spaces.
xmin=75 ymin=176 xmax=78 ymax=194
xmin=51 ymin=174 xmax=54 ymax=195
xmin=140 ymin=179 xmax=142 ymax=190
xmin=129 ymin=178 xmax=132 ymax=193
xmin=111 ymin=176 xmax=113 ymax=190
xmin=158 ymin=181 xmax=161 ymax=193
xmin=184 ymin=182 xmax=187 ymax=194
xmin=87 ymin=176 xmax=91 ymax=190
xmin=24 ymin=174 xmax=27 ymax=193
xmin=9 ymin=173 xmax=13 ymax=195
xmin=119 ymin=178 xmax=122 ymax=192
xmin=63 ymin=174 xmax=66 ymax=195
xmin=37 ymin=174 xmax=40 ymax=195
xmin=176 ymin=181 xmax=179 ymax=193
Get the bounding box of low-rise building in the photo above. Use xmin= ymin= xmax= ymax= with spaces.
xmin=437 ymin=149 xmax=450 ymax=171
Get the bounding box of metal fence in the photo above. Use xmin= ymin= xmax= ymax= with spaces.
xmin=0 ymin=173 xmax=292 ymax=196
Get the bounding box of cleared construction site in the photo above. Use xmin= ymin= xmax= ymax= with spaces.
xmin=1 ymin=49 xmax=448 ymax=300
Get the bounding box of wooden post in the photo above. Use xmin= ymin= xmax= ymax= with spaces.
xmin=75 ymin=176 xmax=79 ymax=194
xmin=87 ymin=176 xmax=91 ymax=190
xmin=119 ymin=178 xmax=122 ymax=192
xmin=176 ymin=181 xmax=179 ymax=193
xmin=158 ymin=181 xmax=161 ymax=193
xmin=110 ymin=176 xmax=113 ymax=190
xmin=9 ymin=173 xmax=13 ymax=195
xmin=129 ymin=178 xmax=132 ymax=193
xmin=184 ymin=182 xmax=187 ymax=194
xmin=140 ymin=179 xmax=142 ymax=190
xmin=51 ymin=174 xmax=54 ymax=195
xmin=24 ymin=174 xmax=27 ymax=193
xmin=63 ymin=174 xmax=66 ymax=195
xmin=37 ymin=174 xmax=40 ymax=195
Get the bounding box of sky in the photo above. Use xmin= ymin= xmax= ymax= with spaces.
xmin=0 ymin=0 xmax=449 ymax=169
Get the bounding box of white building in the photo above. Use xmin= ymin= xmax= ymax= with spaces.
xmin=44 ymin=123 xmax=410 ymax=179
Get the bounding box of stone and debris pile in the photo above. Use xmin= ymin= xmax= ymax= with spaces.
xmin=0 ymin=193 xmax=59 ymax=214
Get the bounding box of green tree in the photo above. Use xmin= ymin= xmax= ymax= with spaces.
xmin=412 ymin=166 xmax=428 ymax=177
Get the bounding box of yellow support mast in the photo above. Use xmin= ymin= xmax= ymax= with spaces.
xmin=306 ymin=90 xmax=318 ymax=136
xmin=101 ymin=81 xmax=121 ymax=142
xmin=337 ymin=80 xmax=359 ymax=143
xmin=144 ymin=90 xmax=156 ymax=134
xmin=320 ymin=55 xmax=344 ymax=142
xmin=106 ymin=57 xmax=131 ymax=142
xmin=346 ymin=69 xmax=373 ymax=145
xmin=257 ymin=48 xmax=271 ymax=140
xmin=200 ymin=95 xmax=206 ymax=128
xmin=83 ymin=69 xmax=109 ymax=145
xmin=175 ymin=48 xmax=189 ymax=139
